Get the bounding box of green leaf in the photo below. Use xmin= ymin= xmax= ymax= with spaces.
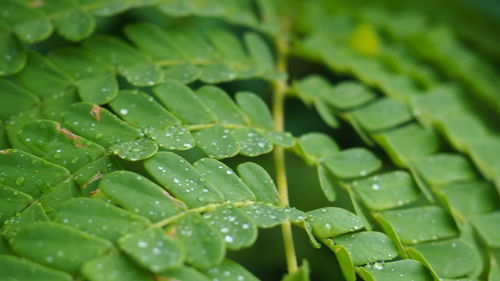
xmin=412 ymin=153 xmax=477 ymax=187
xmin=299 ymin=132 xmax=339 ymax=162
xmin=375 ymin=124 xmax=440 ymax=166
xmin=306 ymin=207 xmax=364 ymax=238
xmin=244 ymin=32 xmax=274 ymax=72
xmin=120 ymin=63 xmax=164 ymax=86
xmin=203 ymin=259 xmax=260 ymax=281
xmin=358 ymin=259 xmax=434 ymax=281
xmin=1 ymin=2 xmax=53 ymax=43
xmin=193 ymin=125 xmax=239 ymax=159
xmin=99 ymin=171 xmax=183 ymax=223
xmin=39 ymin=89 xmax=78 ymax=122
xmin=241 ymin=203 xmax=287 ymax=228
xmin=352 ymin=171 xmax=420 ymax=211
xmin=52 ymin=9 xmax=95 ymax=41
xmin=194 ymin=158 xmax=255 ymax=202
xmin=147 ymin=124 xmax=194 ymax=150
xmin=409 ymin=238 xmax=480 ymax=279
xmin=159 ymin=266 xmax=211 ymax=281
xmin=119 ymin=228 xmax=184 ymax=273
xmin=11 ymin=222 xmax=112 ymax=274
xmin=207 ymin=29 xmax=249 ymax=67
xmin=50 ymin=198 xmax=150 ymax=242
xmin=0 ymin=78 xmax=38 ymax=119
xmin=237 ymin=162 xmax=280 ymax=205
xmin=124 ymin=22 xmax=180 ymax=61
xmin=293 ymin=75 xmax=332 ymax=103
xmin=329 ymin=81 xmax=376 ymax=109
xmin=231 ymin=127 xmax=273 ymax=157
xmin=352 ymin=98 xmax=413 ymax=131
xmin=439 ymin=112 xmax=490 ymax=152
xmin=3 ymin=202 xmax=49 ymax=240
xmin=0 ymin=149 xmax=69 ymax=197
xmin=175 ymin=212 xmax=225 ymax=269
xmin=203 ymin=205 xmax=257 ymax=250
xmin=16 ymin=52 xmax=72 ymax=98
xmin=82 ymin=35 xmax=148 ymax=66
xmin=18 ymin=120 xmax=105 ymax=173
xmin=39 ymin=179 xmax=80 ymax=212
xmin=0 ymin=31 xmax=26 ymax=76
xmin=314 ymin=100 xmax=340 ymax=128
xmin=236 ymin=91 xmax=274 ymax=130
xmin=144 ymin=152 xmax=223 ymax=208
xmin=328 ymin=241 xmax=356 ymax=281
xmin=378 ymin=206 xmax=458 ymax=245
xmin=154 ymin=80 xmax=217 ymax=125
xmin=5 ymin=108 xmax=42 ymax=151
xmin=61 ymin=103 xmax=141 ymax=148
xmin=76 ymin=73 xmax=118 ymax=104
xmin=109 ymin=90 xmax=178 ymax=132
xmin=296 ymin=76 xmax=376 ymax=111
xmin=200 ymin=63 xmax=238 ymax=83
xmin=470 ymin=211 xmax=500 ymax=248
xmin=48 ymin=47 xmax=108 ymax=78
xmin=82 ymin=252 xmax=154 ymax=281
xmin=332 ymin=231 xmax=398 ymax=265
xmin=317 ymin=165 xmax=338 ymax=201
xmin=0 ymin=184 xmax=32 ymax=223
xmin=265 ymin=131 xmax=296 ymax=147
xmin=468 ymin=138 xmax=500 ymax=181
xmin=322 ymin=148 xmax=382 ymax=179
xmin=73 ymin=156 xmax=120 ymax=193
xmin=163 ymin=63 xmax=199 ymax=83
xmin=438 ymin=181 xmax=499 ymax=215
xmin=110 ymin=137 xmax=158 ymax=161
xmin=82 ymin=35 xmax=163 ymax=86
xmin=0 ymin=255 xmax=72 ymax=281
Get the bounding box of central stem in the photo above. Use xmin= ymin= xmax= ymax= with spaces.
xmin=272 ymin=35 xmax=298 ymax=273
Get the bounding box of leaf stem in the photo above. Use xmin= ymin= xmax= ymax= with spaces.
xmin=272 ymin=32 xmax=298 ymax=273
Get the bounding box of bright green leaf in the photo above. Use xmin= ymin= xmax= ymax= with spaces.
xmin=119 ymin=228 xmax=184 ymax=273
xmin=203 ymin=205 xmax=257 ymax=250
xmin=144 ymin=152 xmax=223 ymax=208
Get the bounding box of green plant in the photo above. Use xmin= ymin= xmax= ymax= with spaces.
xmin=0 ymin=0 xmax=499 ymax=280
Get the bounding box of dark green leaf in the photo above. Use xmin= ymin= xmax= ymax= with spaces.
xmin=0 ymin=255 xmax=72 ymax=281
xmin=99 ymin=171 xmax=183 ymax=223
xmin=11 ymin=222 xmax=112 ymax=274
xmin=82 ymin=252 xmax=154 ymax=281
xmin=50 ymin=198 xmax=150 ymax=242
xmin=175 ymin=212 xmax=225 ymax=269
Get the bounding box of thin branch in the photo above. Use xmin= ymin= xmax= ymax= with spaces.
xmin=272 ymin=23 xmax=299 ymax=273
